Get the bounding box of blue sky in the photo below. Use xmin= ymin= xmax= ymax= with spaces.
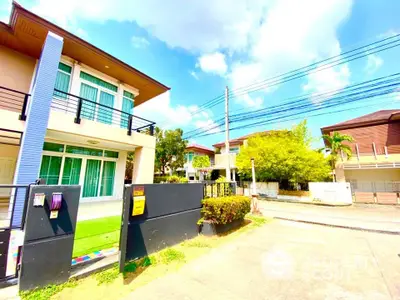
xmin=1 ymin=0 xmax=400 ymax=148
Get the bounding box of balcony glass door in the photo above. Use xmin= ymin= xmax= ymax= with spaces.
xmin=61 ymin=157 xmax=82 ymax=185
xmin=98 ymin=91 xmax=114 ymax=125
xmin=80 ymin=83 xmax=97 ymax=121
xmin=82 ymin=159 xmax=101 ymax=198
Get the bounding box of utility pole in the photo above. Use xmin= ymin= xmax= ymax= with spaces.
xmin=225 ymin=86 xmax=230 ymax=181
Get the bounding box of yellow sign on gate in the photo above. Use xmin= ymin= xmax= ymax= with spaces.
xmin=132 ymin=196 xmax=146 ymax=216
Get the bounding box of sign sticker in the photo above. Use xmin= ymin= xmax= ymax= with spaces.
xmin=133 ymin=186 xmax=145 ymax=197
xmin=132 ymin=196 xmax=146 ymax=216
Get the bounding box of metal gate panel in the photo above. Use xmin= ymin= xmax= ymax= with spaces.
xmin=376 ymin=192 xmax=398 ymax=205
xmin=354 ymin=192 xmax=375 ymax=203
xmin=0 ymin=229 xmax=10 ymax=279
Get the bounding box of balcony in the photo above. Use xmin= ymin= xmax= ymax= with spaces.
xmin=52 ymin=89 xmax=155 ymax=136
xmin=214 ymin=153 xmax=237 ymax=169
xmin=0 ymin=86 xmax=30 ymax=121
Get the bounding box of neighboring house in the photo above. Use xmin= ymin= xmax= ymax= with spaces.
xmin=212 ymin=130 xmax=271 ymax=181
xmin=184 ymin=144 xmax=214 ymax=180
xmin=321 ymin=109 xmax=400 ymax=204
xmin=0 ymin=3 xmax=169 ymax=225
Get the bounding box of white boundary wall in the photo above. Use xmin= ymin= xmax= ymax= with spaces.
xmin=309 ymin=182 xmax=352 ymax=204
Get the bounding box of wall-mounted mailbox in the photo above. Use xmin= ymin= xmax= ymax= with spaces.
xmin=33 ymin=193 xmax=45 ymax=207
xmin=49 ymin=193 xmax=62 ymax=219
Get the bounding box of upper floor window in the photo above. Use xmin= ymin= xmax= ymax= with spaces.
xmin=54 ymin=62 xmax=72 ymax=99
xmin=121 ymin=91 xmax=135 ymax=128
xmin=229 ymin=147 xmax=239 ymax=154
xmin=186 ymin=152 xmax=194 ymax=162
xmin=79 ymin=71 xmax=118 ymax=125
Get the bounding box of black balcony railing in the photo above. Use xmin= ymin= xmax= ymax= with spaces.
xmin=0 ymin=86 xmax=30 ymax=120
xmin=52 ymin=89 xmax=155 ymax=135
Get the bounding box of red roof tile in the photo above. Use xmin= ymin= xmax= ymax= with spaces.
xmin=321 ymin=110 xmax=400 ymax=132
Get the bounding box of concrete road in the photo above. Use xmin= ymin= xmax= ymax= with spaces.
xmin=259 ymin=200 xmax=400 ymax=234
xmin=126 ymin=220 xmax=400 ymax=300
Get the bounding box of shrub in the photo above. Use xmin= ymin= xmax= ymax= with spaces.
xmin=154 ymin=176 xmax=168 ymax=183
xmin=278 ymin=190 xmax=310 ymax=197
xmin=179 ymin=177 xmax=189 ymax=183
xmin=167 ymin=175 xmax=181 ymax=183
xmin=201 ymin=196 xmax=251 ymax=225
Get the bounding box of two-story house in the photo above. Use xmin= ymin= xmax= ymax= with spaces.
xmin=0 ymin=2 xmax=169 ymax=225
xmin=321 ymin=109 xmax=400 ymax=204
xmin=184 ymin=144 xmax=214 ymax=180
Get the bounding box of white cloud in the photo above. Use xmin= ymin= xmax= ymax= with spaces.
xmin=131 ymin=36 xmax=150 ymax=48
xmin=27 ymin=0 xmax=353 ymax=110
xmin=228 ymin=0 xmax=352 ymax=107
xmin=134 ymin=91 xmax=221 ymax=134
xmin=197 ymin=52 xmax=227 ymax=75
xmin=30 ymin=0 xmax=268 ymax=53
xmin=303 ymin=64 xmax=350 ymax=104
xmin=364 ymin=54 xmax=383 ymax=74
xmin=0 ymin=0 xmax=11 ymax=23
xmin=189 ymin=71 xmax=199 ymax=80
xmin=75 ymin=28 xmax=89 ymax=40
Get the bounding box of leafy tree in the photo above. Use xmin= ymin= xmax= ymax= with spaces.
xmin=192 ymin=155 xmax=211 ymax=181
xmin=322 ymin=131 xmax=354 ymax=181
xmin=236 ymin=121 xmax=330 ymax=185
xmin=192 ymin=156 xmax=211 ymax=169
xmin=154 ymin=127 xmax=187 ymax=174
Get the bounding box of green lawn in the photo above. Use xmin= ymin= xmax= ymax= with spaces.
xmin=73 ymin=216 xmax=121 ymax=258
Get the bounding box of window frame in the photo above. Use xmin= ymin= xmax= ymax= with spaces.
xmin=41 ymin=142 xmax=119 ymax=199
xmin=79 ymin=71 xmax=118 ymax=123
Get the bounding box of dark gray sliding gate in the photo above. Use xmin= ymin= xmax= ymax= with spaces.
xmin=0 ymin=184 xmax=30 ymax=282
xmin=119 ymin=183 xmax=203 ymax=270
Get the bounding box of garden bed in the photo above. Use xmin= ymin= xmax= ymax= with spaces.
xmin=200 ymin=219 xmax=244 ymax=236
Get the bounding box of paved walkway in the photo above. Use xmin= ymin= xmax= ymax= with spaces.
xmin=259 ymin=201 xmax=400 ymax=234
xmin=126 ymin=220 xmax=400 ymax=300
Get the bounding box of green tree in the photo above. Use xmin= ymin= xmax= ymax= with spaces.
xmin=192 ymin=155 xmax=211 ymax=169
xmin=236 ymin=121 xmax=330 ymax=185
xmin=192 ymin=155 xmax=211 ymax=180
xmin=154 ymin=127 xmax=188 ymax=174
xmin=322 ymin=131 xmax=354 ymax=181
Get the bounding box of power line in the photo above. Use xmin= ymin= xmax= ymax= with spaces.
xmin=190 ymin=94 xmax=399 ymax=140
xmin=184 ymin=73 xmax=400 ymax=139
xmin=183 ymin=73 xmax=400 ymax=138
xmin=228 ymin=33 xmax=400 ymax=98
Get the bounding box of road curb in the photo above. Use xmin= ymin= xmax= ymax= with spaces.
xmin=274 ymin=217 xmax=400 ymax=235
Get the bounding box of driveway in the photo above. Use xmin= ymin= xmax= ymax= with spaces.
xmin=126 ymin=220 xmax=400 ymax=300
xmin=258 ymin=200 xmax=400 ymax=234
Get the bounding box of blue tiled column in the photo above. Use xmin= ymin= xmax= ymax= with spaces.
xmin=12 ymin=32 xmax=63 ymax=227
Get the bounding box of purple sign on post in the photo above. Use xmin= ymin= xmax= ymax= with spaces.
xmin=51 ymin=193 xmax=62 ymax=210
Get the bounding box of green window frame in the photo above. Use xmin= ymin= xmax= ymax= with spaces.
xmin=61 ymin=157 xmax=82 ymax=185
xmin=121 ymin=91 xmax=134 ymax=129
xmin=188 ymin=152 xmax=194 ymax=162
xmin=80 ymin=83 xmax=98 ymax=121
xmin=98 ymin=91 xmax=115 ymax=125
xmin=104 ymin=150 xmax=119 ymax=158
xmin=39 ymin=155 xmax=62 ymax=185
xmin=43 ymin=142 xmax=64 ymax=153
xmin=229 ymin=147 xmax=239 ymax=154
xmin=82 ymin=159 xmax=101 ymax=198
xmin=80 ymin=72 xmax=118 ymax=92
xmin=54 ymin=62 xmax=71 ymax=99
xmin=100 ymin=161 xmax=116 ymax=196
xmin=66 ymin=145 xmax=103 ymax=157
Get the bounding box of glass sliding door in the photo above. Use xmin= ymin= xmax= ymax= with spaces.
xmin=100 ymin=161 xmax=116 ymax=196
xmin=120 ymin=91 xmax=134 ymax=128
xmin=61 ymin=157 xmax=82 ymax=185
xmin=82 ymin=159 xmax=101 ymax=198
xmin=98 ymin=91 xmax=114 ymax=124
xmin=39 ymin=155 xmax=62 ymax=184
xmin=80 ymin=83 xmax=98 ymax=121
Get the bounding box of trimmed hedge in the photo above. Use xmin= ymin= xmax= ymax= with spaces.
xmin=201 ymin=196 xmax=251 ymax=225
xmin=154 ymin=175 xmax=188 ymax=183
xmin=278 ymin=190 xmax=310 ymax=197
